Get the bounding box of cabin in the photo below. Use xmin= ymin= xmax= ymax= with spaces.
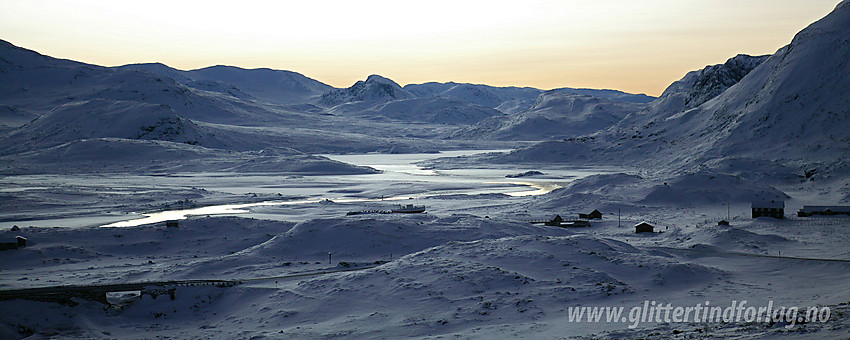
xmin=634 ymin=222 xmax=654 ymax=233
xmin=752 ymin=200 xmax=785 ymax=219
xmin=165 ymin=221 xmax=179 ymax=228
xmin=544 ymin=215 xmax=564 ymax=226
xmin=579 ymin=209 xmax=603 ymax=220
xmin=797 ymin=206 xmax=850 ymax=217
xmin=0 ymin=236 xmax=26 ymax=251
xmin=530 ymin=215 xmax=592 ymax=227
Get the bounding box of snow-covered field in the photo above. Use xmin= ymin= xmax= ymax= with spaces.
xmin=2 ymin=151 xmax=849 ymax=339
xmin=2 ymin=1 xmax=850 ymax=338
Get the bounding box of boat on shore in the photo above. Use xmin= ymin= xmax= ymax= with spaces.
xmin=347 ymin=204 xmax=426 ymax=216
xmin=391 ymin=204 xmax=426 ymax=214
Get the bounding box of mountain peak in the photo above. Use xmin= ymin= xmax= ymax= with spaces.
xmin=650 ymin=53 xmax=769 ymax=112
xmin=318 ymin=75 xmax=414 ymax=107
xmin=365 ymin=74 xmax=400 ymax=86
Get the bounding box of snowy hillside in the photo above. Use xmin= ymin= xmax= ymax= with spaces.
xmin=0 ymin=99 xmax=224 ymax=155
xmin=503 ymin=1 xmax=850 ymax=183
xmin=455 ymin=90 xmax=645 ymax=140
xmin=316 ymin=75 xmax=510 ymax=125
xmin=639 ymin=54 xmax=769 ymax=116
xmin=317 ymin=74 xmax=415 ymax=109
xmin=2 ymin=3 xmax=850 ymax=339
xmin=0 ymin=41 xmax=279 ymax=124
xmin=121 ymin=64 xmax=334 ymax=104
xmin=404 ymin=82 xmax=543 ymax=114
xmin=0 ymin=40 xmax=403 ymax=174
xmin=117 ymin=62 xmax=194 ymax=83
xmin=0 ymin=138 xmax=378 ymax=175
xmin=548 ymin=88 xmax=655 ymax=104
xmin=187 ymin=66 xmax=333 ymax=104
xmin=404 ymin=82 xmax=654 ymax=115
xmin=0 ymin=105 xmax=37 ymax=132
xmin=367 ymin=97 xmax=503 ymax=125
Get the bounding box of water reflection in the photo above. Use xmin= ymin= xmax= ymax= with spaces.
xmin=100 ymin=150 xmax=610 ymax=228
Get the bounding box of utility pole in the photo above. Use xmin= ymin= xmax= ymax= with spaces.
xmin=618 ymin=208 xmax=621 ymax=228
xmin=727 ymin=202 xmax=730 ymax=221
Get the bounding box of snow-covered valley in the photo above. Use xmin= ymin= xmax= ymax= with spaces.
xmin=2 ymin=2 xmax=850 ymax=338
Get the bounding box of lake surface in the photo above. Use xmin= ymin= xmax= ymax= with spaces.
xmin=2 ymin=150 xmax=613 ymax=228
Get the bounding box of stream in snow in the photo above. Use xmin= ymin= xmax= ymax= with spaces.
xmin=3 ymin=150 xmax=613 ymax=228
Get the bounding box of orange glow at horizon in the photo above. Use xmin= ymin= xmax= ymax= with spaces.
xmin=0 ymin=0 xmax=840 ymax=96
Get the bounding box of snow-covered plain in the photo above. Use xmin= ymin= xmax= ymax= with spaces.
xmin=2 ymin=2 xmax=850 ymax=338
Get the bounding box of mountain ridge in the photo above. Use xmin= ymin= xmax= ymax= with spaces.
xmin=499 ymin=1 xmax=850 ymax=183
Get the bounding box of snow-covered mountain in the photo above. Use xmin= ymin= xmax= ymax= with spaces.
xmin=455 ymin=90 xmax=645 ymax=140
xmin=405 ymin=82 xmax=654 ymax=115
xmin=317 ymin=76 xmax=652 ymax=127
xmin=318 ymin=75 xmax=415 ymax=108
xmin=0 ymin=40 xmax=281 ymax=124
xmin=639 ymin=54 xmax=769 ymax=116
xmin=0 ymin=40 xmax=395 ymax=174
xmin=547 ymin=88 xmax=655 ymax=104
xmin=316 ymin=75 xmax=507 ymax=125
xmin=366 ymin=97 xmax=503 ymax=125
xmin=404 ymin=82 xmax=543 ymax=114
xmin=0 ymin=99 xmax=225 ymax=155
xmin=503 ymin=1 xmax=850 ymax=182
xmin=121 ymin=64 xmax=334 ymax=104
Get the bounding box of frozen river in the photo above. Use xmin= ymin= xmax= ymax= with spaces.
xmin=1 ymin=150 xmax=613 ymax=228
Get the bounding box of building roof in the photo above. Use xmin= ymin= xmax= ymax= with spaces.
xmin=800 ymin=206 xmax=850 ymax=213
xmin=634 ymin=221 xmax=654 ymax=227
xmin=752 ymin=200 xmax=785 ymax=209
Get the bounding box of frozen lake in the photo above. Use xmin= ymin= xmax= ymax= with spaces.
xmin=1 ymin=150 xmax=614 ymax=229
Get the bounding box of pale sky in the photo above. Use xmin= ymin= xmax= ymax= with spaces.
xmin=0 ymin=0 xmax=840 ymax=96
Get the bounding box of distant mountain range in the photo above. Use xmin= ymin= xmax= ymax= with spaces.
xmin=0 ymin=37 xmax=659 ymax=159
xmin=120 ymin=63 xmax=334 ymax=105
xmin=5 ymin=1 xmax=847 ymax=179
xmin=453 ymin=90 xmax=646 ymax=141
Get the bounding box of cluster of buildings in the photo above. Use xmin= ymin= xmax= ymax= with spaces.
xmin=530 ymin=209 xmax=601 ymax=228
xmin=530 ymin=200 xmax=849 ymax=235
xmin=531 ymin=209 xmax=660 ymax=233
xmin=797 ymin=206 xmax=850 ymax=217
xmin=751 ymin=200 xmax=850 ymax=219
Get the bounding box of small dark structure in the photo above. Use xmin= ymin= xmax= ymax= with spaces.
xmin=347 ymin=204 xmax=426 ymax=216
xmin=797 ymin=206 xmax=850 ymax=217
xmin=579 ymin=209 xmax=603 ymax=220
xmin=718 ymin=220 xmax=730 ymax=226
xmin=635 ymin=222 xmax=654 ymax=233
xmin=752 ymin=200 xmax=784 ymax=219
xmin=0 ymin=236 xmax=26 ymax=251
xmin=391 ymin=204 xmax=426 ymax=214
xmin=530 ymin=215 xmax=590 ymax=227
xmin=165 ymin=221 xmax=179 ymax=228
xmin=544 ymin=215 xmax=564 ymax=226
